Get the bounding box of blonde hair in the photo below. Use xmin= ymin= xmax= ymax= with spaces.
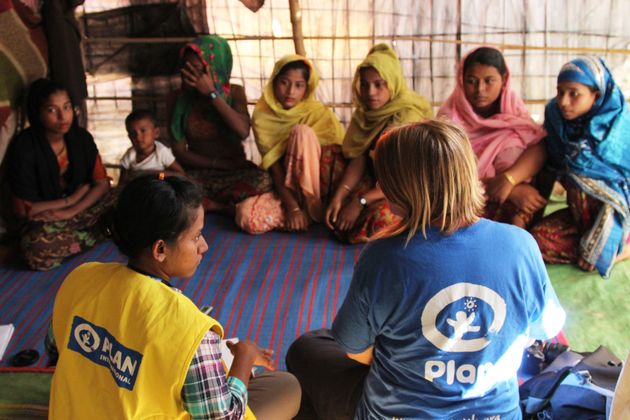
xmin=374 ymin=119 xmax=485 ymax=242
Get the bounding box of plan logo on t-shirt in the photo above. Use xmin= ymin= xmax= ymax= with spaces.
xmin=67 ymin=316 xmax=143 ymax=390
xmin=420 ymin=283 xmax=507 ymax=385
xmin=421 ymin=282 xmax=506 ymax=352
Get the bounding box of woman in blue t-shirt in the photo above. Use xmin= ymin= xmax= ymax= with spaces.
xmin=286 ymin=119 xmax=565 ymax=419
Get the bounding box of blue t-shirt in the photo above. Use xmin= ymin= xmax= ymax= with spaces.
xmin=332 ymin=219 xmax=565 ymax=420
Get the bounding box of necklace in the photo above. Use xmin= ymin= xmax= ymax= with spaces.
xmin=54 ymin=142 xmax=66 ymax=157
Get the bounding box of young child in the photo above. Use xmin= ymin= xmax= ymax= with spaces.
xmin=235 ymin=55 xmax=345 ymax=234
xmin=287 ymin=120 xmax=565 ymax=419
xmin=7 ymin=78 xmax=114 ymax=270
xmin=530 ymin=57 xmax=630 ymax=276
xmin=119 ymin=110 xmax=184 ymax=184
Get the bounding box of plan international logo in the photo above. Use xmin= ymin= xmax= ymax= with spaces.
xmin=420 ymin=283 xmax=507 ymax=386
xmin=67 ymin=316 xmax=143 ymax=390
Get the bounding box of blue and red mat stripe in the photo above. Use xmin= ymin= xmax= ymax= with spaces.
xmin=0 ymin=213 xmax=566 ymax=373
xmin=0 ymin=214 xmax=360 ymax=369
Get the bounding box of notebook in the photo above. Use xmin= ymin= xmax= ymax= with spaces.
xmin=220 ymin=338 xmax=238 ymax=370
xmin=0 ymin=324 xmax=15 ymax=361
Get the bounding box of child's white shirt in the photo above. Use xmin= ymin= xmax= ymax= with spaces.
xmin=120 ymin=141 xmax=176 ymax=171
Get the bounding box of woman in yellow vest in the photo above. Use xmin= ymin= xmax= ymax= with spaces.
xmin=324 ymin=44 xmax=433 ymax=243
xmin=49 ymin=174 xmax=300 ymax=419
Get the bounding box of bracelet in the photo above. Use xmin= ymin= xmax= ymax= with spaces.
xmin=290 ymin=207 xmax=301 ymax=213
xmin=504 ymin=172 xmax=517 ymax=186
xmin=341 ymin=184 xmax=352 ymax=192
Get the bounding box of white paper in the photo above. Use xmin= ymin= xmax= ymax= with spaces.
xmin=0 ymin=324 xmax=15 ymax=361
xmin=220 ymin=338 xmax=239 ymax=370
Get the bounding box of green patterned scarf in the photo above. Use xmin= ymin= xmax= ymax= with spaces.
xmin=170 ymin=35 xmax=234 ymax=142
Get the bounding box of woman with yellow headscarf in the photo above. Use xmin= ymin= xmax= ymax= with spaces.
xmin=325 ymin=43 xmax=433 ymax=243
xmin=236 ymin=55 xmax=345 ymax=234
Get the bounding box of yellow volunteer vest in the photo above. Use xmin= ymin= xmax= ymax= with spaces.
xmin=49 ymin=262 xmax=255 ymax=420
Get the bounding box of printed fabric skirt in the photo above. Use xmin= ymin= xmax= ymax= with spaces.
xmin=530 ymin=179 xmax=630 ymax=264
xmin=235 ymin=125 xmax=345 ymax=234
xmin=19 ymin=189 xmax=118 ymax=271
xmin=235 ymin=124 xmax=401 ymax=243
xmin=237 ymin=168 xmax=401 ymax=244
xmin=187 ymin=163 xmax=273 ymax=208
xmin=336 ymin=172 xmax=402 ymax=244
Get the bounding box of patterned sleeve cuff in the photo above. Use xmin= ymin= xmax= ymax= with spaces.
xmin=227 ymin=375 xmax=248 ymax=404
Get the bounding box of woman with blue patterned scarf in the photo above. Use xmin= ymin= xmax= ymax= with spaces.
xmin=531 ymin=57 xmax=630 ymax=277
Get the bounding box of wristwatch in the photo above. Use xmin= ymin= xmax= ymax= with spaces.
xmin=358 ymin=196 xmax=368 ymax=207
xmin=209 ymin=91 xmax=219 ymax=100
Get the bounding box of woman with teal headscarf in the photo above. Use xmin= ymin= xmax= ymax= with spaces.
xmin=531 ymin=56 xmax=630 ymax=277
xmin=169 ymin=35 xmax=272 ymax=210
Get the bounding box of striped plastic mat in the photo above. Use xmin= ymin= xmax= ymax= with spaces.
xmin=0 ymin=213 xmax=361 ymax=369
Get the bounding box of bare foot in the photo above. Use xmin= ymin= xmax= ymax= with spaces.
xmin=552 ymin=182 xmax=566 ymax=198
xmin=615 ymin=245 xmax=630 ymax=264
xmin=511 ymin=215 xmax=527 ymax=229
xmin=577 ymin=246 xmax=630 ymax=272
xmin=577 ymin=256 xmax=596 ymax=272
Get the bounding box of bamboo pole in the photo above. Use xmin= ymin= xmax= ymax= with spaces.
xmin=288 ymin=0 xmax=306 ymax=56
xmin=84 ymin=35 xmax=630 ymax=55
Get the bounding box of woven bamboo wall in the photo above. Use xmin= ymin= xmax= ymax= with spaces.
xmin=81 ymin=0 xmax=630 ymax=169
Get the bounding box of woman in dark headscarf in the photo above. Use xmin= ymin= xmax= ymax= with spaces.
xmin=8 ymin=78 xmax=114 ymax=270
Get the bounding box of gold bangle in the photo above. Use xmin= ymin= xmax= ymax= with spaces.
xmin=290 ymin=207 xmax=301 ymax=213
xmin=341 ymin=184 xmax=352 ymax=192
xmin=504 ymin=172 xmax=517 ymax=186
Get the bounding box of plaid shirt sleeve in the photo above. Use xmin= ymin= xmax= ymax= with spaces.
xmin=182 ymin=330 xmax=248 ymax=420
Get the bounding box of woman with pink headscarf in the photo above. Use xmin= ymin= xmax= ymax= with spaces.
xmin=439 ymin=47 xmax=547 ymax=227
